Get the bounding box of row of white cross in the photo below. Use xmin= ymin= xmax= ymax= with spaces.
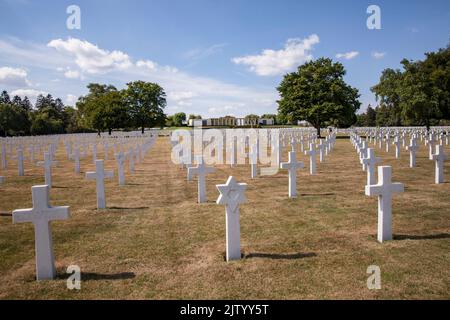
xmin=184 ymin=131 xmax=337 ymax=261
xmin=5 ymin=127 xmax=448 ymax=281
xmin=6 ymin=133 xmax=158 ymax=280
xmin=1 ymin=135 xmax=157 ymax=192
xmin=351 ymin=129 xmax=448 ymax=243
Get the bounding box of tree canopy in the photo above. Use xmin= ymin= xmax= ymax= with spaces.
xmin=277 ymin=57 xmax=361 ymax=136
xmin=369 ymin=44 xmax=450 ymax=128
xmin=123 ymin=81 xmax=167 ymax=133
xmin=0 ymin=80 xmax=169 ymax=136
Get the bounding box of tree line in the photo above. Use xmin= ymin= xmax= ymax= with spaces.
xmin=0 ymin=90 xmax=77 ymax=136
xmin=356 ymin=44 xmax=450 ymax=129
xmin=277 ymin=43 xmax=450 ymax=134
xmin=0 ymin=81 xmax=167 ymax=136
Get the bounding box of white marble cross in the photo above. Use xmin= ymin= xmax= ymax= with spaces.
xmin=16 ymin=148 xmax=25 ymax=176
xmin=317 ymin=140 xmax=325 ymax=163
xmin=280 ymin=151 xmax=304 ymax=198
xmin=362 ymin=148 xmax=381 ymax=186
xmin=29 ymin=145 xmax=35 ymax=163
xmin=249 ymin=144 xmax=258 ymax=179
xmin=188 ymin=156 xmax=215 ymax=203
xmin=431 ymin=145 xmax=447 ymax=184
xmin=324 ymin=138 xmax=330 ymax=156
xmin=291 ymin=137 xmax=297 ymax=152
xmin=365 ymin=166 xmax=404 ymax=243
xmin=216 ymin=176 xmax=247 ymax=261
xmin=65 ymin=142 xmax=72 ymax=160
xmin=72 ymin=147 xmax=81 ymax=174
xmin=406 ymin=138 xmax=419 ymax=168
xmin=36 ymin=152 xmax=57 ymax=188
xmin=359 ymin=141 xmax=368 ymax=171
xmin=428 ymin=135 xmax=435 ymax=160
xmin=12 ymin=185 xmax=70 ymax=280
xmin=92 ymin=144 xmax=98 ymax=164
xmin=300 ymin=136 xmax=305 ymax=152
xmin=385 ymin=134 xmax=390 ymax=152
xmin=128 ymin=147 xmax=135 ymax=174
xmin=86 ymin=160 xmax=114 ymax=209
xmin=103 ymin=143 xmax=109 ymax=160
xmin=135 ymin=145 xmax=141 ymax=164
xmin=115 ymin=152 xmax=126 ymax=185
xmin=393 ymin=137 xmax=401 ymax=159
xmin=1 ymin=144 xmax=7 ymax=169
xmin=305 ymin=143 xmax=317 ymax=175
xmin=229 ymin=139 xmax=236 ymax=167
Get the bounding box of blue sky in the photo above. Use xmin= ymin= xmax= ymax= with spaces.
xmin=0 ymin=0 xmax=449 ymax=117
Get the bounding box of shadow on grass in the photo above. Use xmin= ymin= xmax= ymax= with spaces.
xmin=0 ymin=212 xmax=12 ymax=217
xmin=108 ymin=206 xmax=149 ymax=210
xmin=394 ymin=233 xmax=450 ymax=241
xmin=52 ymin=186 xmax=81 ymax=189
xmin=58 ymin=272 xmax=136 ymax=281
xmin=81 ymin=272 xmax=136 ymax=281
xmin=244 ymin=252 xmax=316 ymax=260
xmin=300 ymin=193 xmax=335 ymax=197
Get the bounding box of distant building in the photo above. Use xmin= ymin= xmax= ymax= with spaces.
xmin=188 ymin=116 xmax=274 ymax=127
xmin=297 ymin=120 xmax=312 ymax=127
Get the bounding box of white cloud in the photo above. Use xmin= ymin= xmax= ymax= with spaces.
xmin=0 ymin=66 xmax=30 ymax=87
xmin=66 ymin=94 xmax=78 ymax=105
xmin=163 ymin=66 xmax=179 ymax=73
xmin=47 ymin=38 xmax=132 ymax=74
xmin=184 ymin=43 xmax=228 ymax=61
xmin=11 ymin=88 xmax=47 ymax=102
xmin=335 ymin=51 xmax=359 ymax=60
xmin=1 ymin=37 xmax=278 ymax=117
xmin=207 ymin=105 xmax=239 ymax=116
xmin=64 ymin=69 xmax=82 ymax=79
xmin=232 ymin=34 xmax=319 ymax=76
xmin=136 ymin=59 xmax=158 ymax=70
xmin=168 ymin=91 xmax=198 ymax=106
xmin=372 ymin=51 xmax=386 ymax=59
xmin=169 ymin=91 xmax=197 ymax=101
xmin=0 ymin=37 xmax=71 ymax=71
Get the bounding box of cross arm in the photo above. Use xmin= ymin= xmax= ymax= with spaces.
xmin=12 ymin=208 xmax=34 ymax=224
xmin=390 ymin=183 xmax=404 ymax=194
xmin=85 ymin=172 xmax=97 ymax=180
xmin=104 ymin=170 xmax=114 ymax=179
xmin=365 ymin=184 xmax=383 ymax=197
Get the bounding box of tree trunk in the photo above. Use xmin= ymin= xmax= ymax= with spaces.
xmin=316 ymin=125 xmax=321 ymax=138
xmin=108 ymin=128 xmax=112 ymax=135
xmin=141 ymin=126 xmax=145 ymax=134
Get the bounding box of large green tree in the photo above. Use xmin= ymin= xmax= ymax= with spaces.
xmin=0 ymin=91 xmax=10 ymax=104
xmin=277 ymin=58 xmax=361 ymax=136
xmin=172 ymin=112 xmax=186 ymax=127
xmin=0 ymin=103 xmax=29 ymax=136
xmin=371 ymin=44 xmax=450 ymax=128
xmin=77 ymin=84 xmax=129 ymax=134
xmin=123 ymin=81 xmax=167 ymax=133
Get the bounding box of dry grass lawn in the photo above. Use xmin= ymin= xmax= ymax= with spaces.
xmin=0 ymin=134 xmax=449 ymax=299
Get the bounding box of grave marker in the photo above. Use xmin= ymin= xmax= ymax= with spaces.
xmin=216 ymin=176 xmax=247 ymax=261
xmin=86 ymin=160 xmax=114 ymax=209
xmin=365 ymin=166 xmax=404 ymax=243
xmin=12 ymin=185 xmax=70 ymax=280
xmin=280 ymin=151 xmax=304 ymax=198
